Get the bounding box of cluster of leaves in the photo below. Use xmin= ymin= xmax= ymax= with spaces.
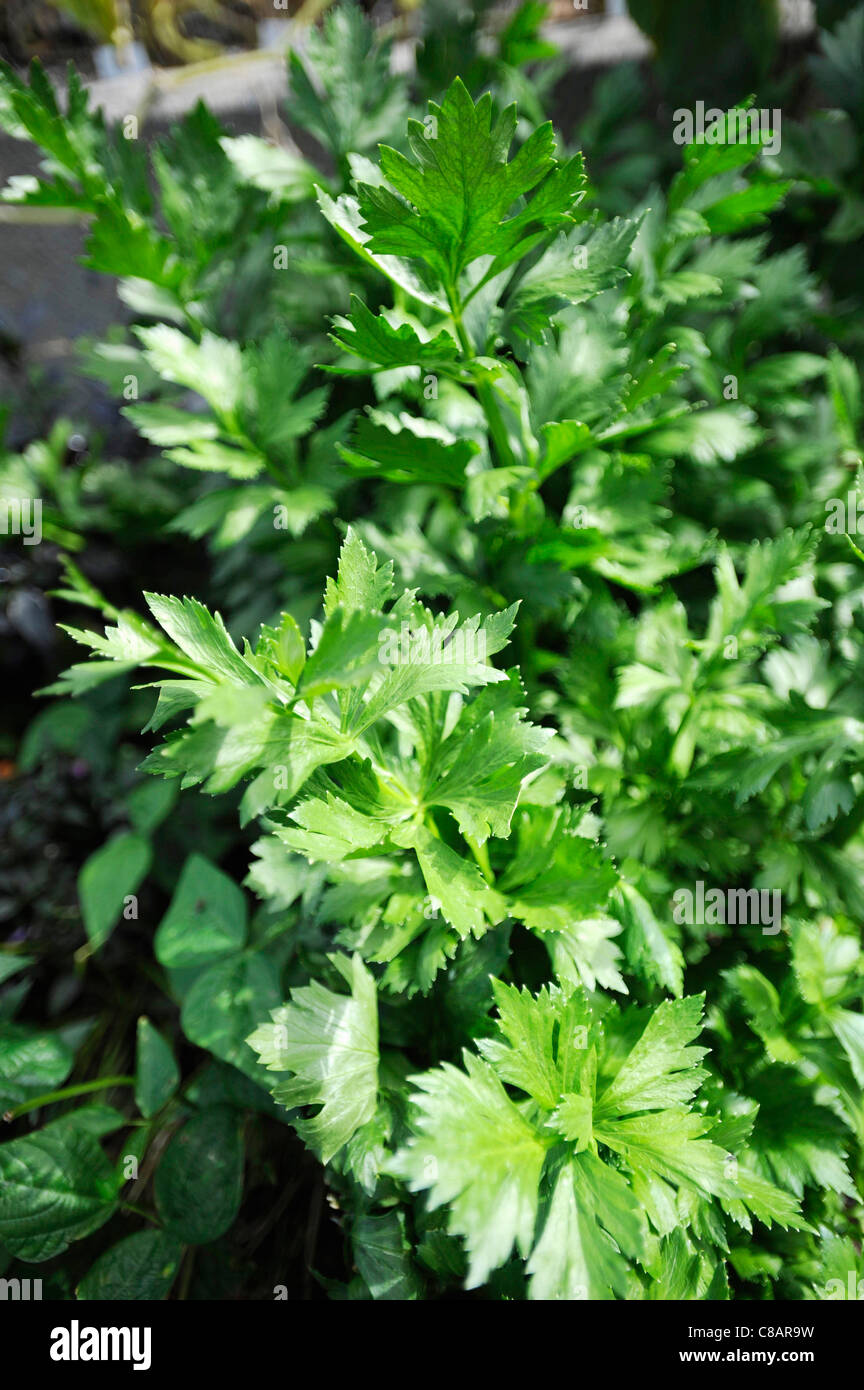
xmin=0 ymin=4 xmax=863 ymax=1301
xmin=575 ymin=3 xmax=864 ymax=322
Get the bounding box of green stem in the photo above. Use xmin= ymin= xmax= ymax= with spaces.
xmin=121 ymin=1203 xmax=161 ymax=1227
xmin=177 ymin=1245 xmax=196 ymax=1300
xmin=447 ymin=285 xmax=516 ymax=470
xmin=449 ymin=299 xmax=474 ymax=359
xmin=476 ymin=377 xmax=517 ymax=471
xmin=464 ymin=833 xmax=493 ymax=884
xmin=3 ymin=1075 xmax=135 ymax=1122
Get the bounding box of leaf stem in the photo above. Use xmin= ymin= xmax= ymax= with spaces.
xmin=177 ymin=1245 xmax=196 ymax=1300
xmin=447 ymin=286 xmax=516 ymax=470
xmin=121 ymin=1203 xmax=161 ymax=1227
xmin=476 ymin=377 xmax=517 ymax=471
xmin=3 ymin=1075 xmax=135 ymax=1122
xmin=464 ymin=832 xmax=493 ymax=884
